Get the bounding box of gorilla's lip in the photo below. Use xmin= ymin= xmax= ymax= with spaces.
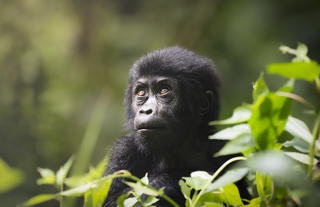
xmin=136 ymin=123 xmax=165 ymax=131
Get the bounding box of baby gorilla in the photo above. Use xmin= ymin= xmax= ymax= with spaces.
xmin=103 ymin=47 xmax=230 ymax=206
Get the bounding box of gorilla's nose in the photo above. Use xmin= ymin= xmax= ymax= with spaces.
xmin=139 ymin=108 xmax=153 ymax=115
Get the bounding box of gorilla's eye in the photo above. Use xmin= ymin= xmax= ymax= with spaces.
xmin=159 ymin=87 xmax=170 ymax=95
xmin=137 ymin=90 xmax=146 ymax=97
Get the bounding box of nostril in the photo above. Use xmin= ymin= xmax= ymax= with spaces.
xmin=140 ymin=108 xmax=153 ymax=115
xmin=145 ymin=109 xmax=152 ymax=115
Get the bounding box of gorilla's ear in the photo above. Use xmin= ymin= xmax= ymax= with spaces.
xmin=200 ymin=90 xmax=214 ymax=116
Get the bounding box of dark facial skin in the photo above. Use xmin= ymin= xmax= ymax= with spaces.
xmin=132 ymin=75 xmax=184 ymax=150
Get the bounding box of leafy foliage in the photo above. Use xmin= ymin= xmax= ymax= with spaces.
xmin=22 ymin=44 xmax=320 ymax=206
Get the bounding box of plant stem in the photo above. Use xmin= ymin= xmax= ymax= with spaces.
xmin=191 ymin=156 xmax=247 ymax=207
xmin=308 ymin=113 xmax=320 ymax=178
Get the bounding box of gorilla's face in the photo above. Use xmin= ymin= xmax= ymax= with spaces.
xmin=132 ymin=75 xmax=185 ymax=150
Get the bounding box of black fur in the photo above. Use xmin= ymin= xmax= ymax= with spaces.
xmin=103 ymin=47 xmax=236 ymax=207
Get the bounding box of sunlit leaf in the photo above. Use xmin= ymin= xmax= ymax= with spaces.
xmin=285 ymin=152 xmax=318 ymax=165
xmin=179 ymin=180 xmax=191 ymax=201
xmin=56 ymin=156 xmax=74 ymax=187
xmin=0 ymin=158 xmax=24 ymax=193
xmin=123 ymin=197 xmax=138 ymax=207
xmin=203 ymin=202 xmax=224 ymax=207
xmin=285 ymin=116 xmax=313 ymax=143
xmin=268 ymin=61 xmax=320 ymax=82
xmin=209 ymin=124 xmax=251 ymax=140
xmin=214 ymin=133 xmax=255 ymax=156
xmin=141 ymin=173 xmax=149 ymax=185
xmin=206 ymin=166 xmax=248 ymax=192
xmin=249 ymin=91 xmax=291 ymax=149
xmin=210 ymin=105 xmax=251 ymax=125
xmin=124 ymin=181 xmax=158 ymax=196
xmin=144 ymin=196 xmax=159 ymax=206
xmin=252 ymin=73 xmax=269 ymax=101
xmin=84 ymin=178 xmax=112 ymax=207
xmin=222 ymin=184 xmax=243 ymax=206
xmin=183 ymin=171 xmax=211 ymax=190
xmin=60 ymin=182 xmax=98 ymax=197
xmin=283 ymin=137 xmax=309 ymax=153
xmin=256 ymin=172 xmax=272 ymax=200
xmin=37 ymin=168 xmax=55 ymax=185
xmin=21 ymin=194 xmax=56 ymax=206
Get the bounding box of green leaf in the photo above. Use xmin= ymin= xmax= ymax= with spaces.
xmin=0 ymin=158 xmax=24 ymax=193
xmin=183 ymin=171 xmax=211 ymax=190
xmin=256 ymin=172 xmax=272 ymax=200
xmin=179 ymin=180 xmax=191 ymax=201
xmin=214 ymin=133 xmax=255 ymax=156
xmin=249 ymin=91 xmax=292 ymax=149
xmin=84 ymin=178 xmax=112 ymax=207
xmin=21 ymin=194 xmax=56 ymax=206
xmin=285 ymin=152 xmax=318 ymax=165
xmin=117 ymin=194 xmax=129 ymax=207
xmin=56 ymin=156 xmax=74 ymax=187
xmin=37 ymin=168 xmax=55 ymax=185
xmin=246 ymin=151 xmax=301 ymax=183
xmin=245 ymin=197 xmax=261 ymax=207
xmin=206 ymin=166 xmax=248 ymax=192
xmin=252 ymin=73 xmax=269 ymax=101
xmin=124 ymin=181 xmax=158 ymax=197
xmin=283 ymin=137 xmax=309 ymax=153
xmin=144 ymin=196 xmax=159 ymax=206
xmin=123 ymin=197 xmax=138 ymax=207
xmin=267 ymin=61 xmax=320 ymax=82
xmin=209 ymin=124 xmax=250 ymax=140
xmin=210 ymin=105 xmax=252 ymax=125
xmin=222 ymin=184 xmax=243 ymax=206
xmin=60 ymin=182 xmax=98 ymax=197
xmin=203 ymin=202 xmax=224 ymax=207
xmin=285 ymin=116 xmax=313 ymax=143
xmin=141 ymin=173 xmax=149 ymax=185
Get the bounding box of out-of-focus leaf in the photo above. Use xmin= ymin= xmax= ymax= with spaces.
xmin=245 ymin=197 xmax=261 ymax=207
xmin=141 ymin=173 xmax=149 ymax=185
xmin=280 ymin=43 xmax=311 ymax=63
xmin=249 ymin=90 xmax=291 ymax=149
xmin=203 ymin=202 xmax=224 ymax=207
xmin=60 ymin=182 xmax=98 ymax=197
xmin=256 ymin=172 xmax=272 ymax=200
xmin=215 ymin=133 xmax=255 ymax=156
xmin=210 ymin=124 xmax=250 ymax=140
xmin=285 ymin=152 xmax=318 ymax=165
xmin=0 ymin=158 xmax=24 ymax=193
xmin=222 ymin=184 xmax=243 ymax=206
xmin=144 ymin=196 xmax=159 ymax=206
xmin=246 ymin=151 xmax=303 ymax=185
xmin=206 ymin=166 xmax=248 ymax=192
xmin=117 ymin=194 xmax=129 ymax=207
xmin=210 ymin=105 xmax=251 ymax=125
xmin=283 ymin=137 xmax=309 ymax=153
xmin=179 ymin=180 xmax=191 ymax=201
xmin=285 ymin=116 xmax=313 ymax=143
xmin=21 ymin=194 xmax=56 ymax=206
xmin=183 ymin=171 xmax=211 ymax=190
xmin=268 ymin=61 xmax=320 ymax=82
xmin=123 ymin=197 xmax=138 ymax=207
xmin=84 ymin=178 xmax=112 ymax=207
xmin=37 ymin=168 xmax=55 ymax=185
xmin=252 ymin=73 xmax=269 ymax=101
xmin=56 ymin=156 xmax=74 ymax=187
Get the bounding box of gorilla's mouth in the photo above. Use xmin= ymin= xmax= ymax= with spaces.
xmin=136 ymin=123 xmax=165 ymax=131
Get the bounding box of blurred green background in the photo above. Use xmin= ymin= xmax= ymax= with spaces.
xmin=0 ymin=0 xmax=319 ymax=206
